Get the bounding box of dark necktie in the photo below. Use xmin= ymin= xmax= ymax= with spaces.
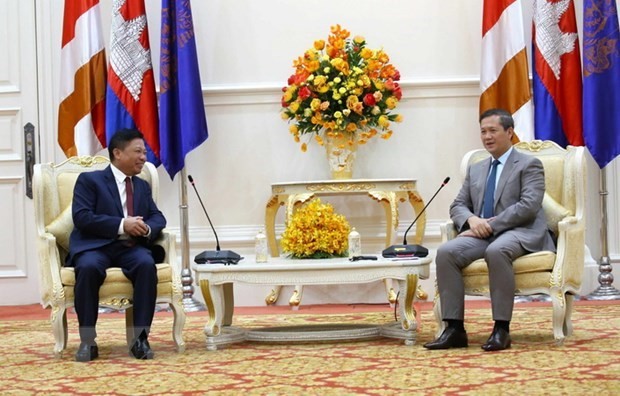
xmin=482 ymin=159 xmax=500 ymax=218
xmin=125 ymin=176 xmax=134 ymax=217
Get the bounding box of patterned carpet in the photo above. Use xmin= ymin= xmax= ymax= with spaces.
xmin=1 ymin=301 xmax=619 ymax=395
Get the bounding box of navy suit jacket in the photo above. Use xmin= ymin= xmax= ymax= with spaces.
xmin=66 ymin=165 xmax=166 ymax=265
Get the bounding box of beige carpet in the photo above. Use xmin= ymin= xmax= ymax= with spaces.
xmin=1 ymin=301 xmax=619 ymax=395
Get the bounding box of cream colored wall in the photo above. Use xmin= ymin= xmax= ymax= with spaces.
xmin=31 ymin=0 xmax=618 ymax=306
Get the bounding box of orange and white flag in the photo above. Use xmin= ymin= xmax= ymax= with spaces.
xmin=480 ymin=0 xmax=534 ymax=142
xmin=58 ymin=0 xmax=107 ymax=157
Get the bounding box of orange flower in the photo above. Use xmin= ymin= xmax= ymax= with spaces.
xmin=281 ymin=25 xmax=402 ymax=152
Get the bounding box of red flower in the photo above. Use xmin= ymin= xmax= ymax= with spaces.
xmin=287 ymin=74 xmax=296 ymax=85
xmin=393 ymin=84 xmax=402 ymax=101
xmin=298 ymin=86 xmax=312 ymax=100
xmin=393 ymin=69 xmax=401 ymax=81
xmin=363 ymin=93 xmax=376 ymax=106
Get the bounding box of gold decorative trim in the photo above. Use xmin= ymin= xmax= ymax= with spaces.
xmin=53 ymin=155 xmax=110 ymax=168
xmin=306 ymin=183 xmax=377 ymax=192
xmin=272 ymin=186 xmax=285 ymax=194
xmin=289 ymin=290 xmax=301 ymax=307
xmin=514 ymin=140 xmax=554 ymax=152
xmin=100 ymin=297 xmax=131 ymax=309
xmin=388 ymin=288 xmax=397 ymax=305
xmin=265 ymin=195 xmax=280 ymax=209
xmin=416 ymin=285 xmax=428 ymax=301
xmin=265 ymin=289 xmax=279 ymax=305
xmin=399 ymin=182 xmax=415 ymax=190
xmin=407 ymin=191 xmax=424 ymax=204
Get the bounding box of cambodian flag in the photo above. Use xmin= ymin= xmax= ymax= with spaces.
xmin=105 ymin=0 xmax=160 ymax=165
xmin=158 ymin=0 xmax=208 ymax=179
xmin=532 ymin=0 xmax=584 ymax=147
xmin=583 ymin=0 xmax=620 ymax=168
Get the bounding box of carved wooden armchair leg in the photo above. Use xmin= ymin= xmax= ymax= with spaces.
xmin=564 ymin=293 xmax=575 ymax=337
xmin=52 ymin=307 xmax=68 ymax=358
xmin=550 ymin=290 xmax=567 ymax=345
xmin=169 ymin=300 xmax=186 ymax=352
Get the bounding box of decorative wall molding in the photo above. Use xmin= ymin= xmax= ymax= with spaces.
xmin=200 ymin=77 xmax=482 ymax=107
xmin=169 ymin=219 xmax=446 ymax=252
xmin=0 ymin=108 xmax=22 ymax=161
xmin=0 ymin=176 xmax=27 ymax=278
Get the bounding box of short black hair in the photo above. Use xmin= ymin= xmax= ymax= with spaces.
xmin=479 ymin=108 xmax=514 ymax=130
xmin=108 ymin=129 xmax=145 ymax=159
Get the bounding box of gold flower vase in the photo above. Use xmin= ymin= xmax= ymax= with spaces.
xmin=324 ymin=131 xmax=357 ymax=180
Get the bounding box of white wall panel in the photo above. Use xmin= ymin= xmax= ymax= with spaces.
xmin=0 ymin=177 xmax=27 ymax=277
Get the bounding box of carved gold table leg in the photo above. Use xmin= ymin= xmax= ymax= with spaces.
xmin=407 ymin=191 xmax=426 ymax=245
xmin=400 ymin=273 xmax=419 ymax=345
xmin=199 ymin=279 xmax=225 ymax=350
xmin=368 ymin=191 xmax=401 ymax=306
xmin=265 ymin=194 xmax=282 ymax=258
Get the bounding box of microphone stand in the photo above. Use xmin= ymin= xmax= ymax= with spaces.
xmin=179 ymin=168 xmax=206 ymax=312
xmin=382 ymin=177 xmax=450 ymax=258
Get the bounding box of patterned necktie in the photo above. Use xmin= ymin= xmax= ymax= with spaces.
xmin=482 ymin=159 xmax=500 ymax=218
xmin=125 ymin=176 xmax=134 ymax=217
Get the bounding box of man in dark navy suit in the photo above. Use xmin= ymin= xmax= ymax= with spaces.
xmin=67 ymin=129 xmax=166 ymax=362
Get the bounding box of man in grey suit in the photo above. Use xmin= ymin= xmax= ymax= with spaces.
xmin=424 ymin=108 xmax=555 ymax=351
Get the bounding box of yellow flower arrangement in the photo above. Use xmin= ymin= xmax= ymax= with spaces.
xmin=280 ymin=198 xmax=350 ymax=259
xmin=281 ymin=24 xmax=403 ymax=152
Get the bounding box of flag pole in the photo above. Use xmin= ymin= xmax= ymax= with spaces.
xmin=585 ymin=167 xmax=620 ymax=300
xmin=179 ymin=167 xmax=206 ymax=311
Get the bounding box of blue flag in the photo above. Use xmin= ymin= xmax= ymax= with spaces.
xmin=159 ymin=0 xmax=208 ymax=179
xmin=583 ymin=0 xmax=620 ymax=168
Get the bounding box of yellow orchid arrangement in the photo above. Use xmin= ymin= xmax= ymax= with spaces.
xmin=281 ymin=24 xmax=403 ymax=152
xmin=281 ymin=198 xmax=350 ymax=259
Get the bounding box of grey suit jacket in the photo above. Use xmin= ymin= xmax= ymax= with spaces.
xmin=450 ymin=149 xmax=555 ymax=253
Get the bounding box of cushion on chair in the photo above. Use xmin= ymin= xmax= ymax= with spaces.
xmin=61 ymin=264 xmax=173 ymax=286
xmin=461 ymin=251 xmax=556 ymax=276
xmin=463 ymin=272 xmax=556 ymax=294
xmin=45 ymin=204 xmax=73 ymax=251
xmin=56 ymin=173 xmax=80 ymax=210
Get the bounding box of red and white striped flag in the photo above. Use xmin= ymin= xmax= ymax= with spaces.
xmin=58 ymin=0 xmax=107 ymax=157
xmin=480 ymin=0 xmax=534 ymax=142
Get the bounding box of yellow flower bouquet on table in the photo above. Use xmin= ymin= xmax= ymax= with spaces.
xmin=280 ymin=199 xmax=351 ymax=259
xmin=281 ymin=24 xmax=403 ymax=152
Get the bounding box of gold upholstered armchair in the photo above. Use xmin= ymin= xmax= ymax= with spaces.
xmin=433 ymin=140 xmax=586 ymax=344
xmin=33 ymin=156 xmax=186 ymax=358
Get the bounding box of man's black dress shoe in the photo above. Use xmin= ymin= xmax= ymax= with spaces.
xmin=130 ymin=336 xmax=154 ymax=359
xmin=75 ymin=342 xmax=98 ymax=362
xmin=481 ymin=327 xmax=511 ymax=351
xmin=423 ymin=327 xmax=468 ymax=350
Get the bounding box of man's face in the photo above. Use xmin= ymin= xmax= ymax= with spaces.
xmin=480 ymin=115 xmax=513 ymax=159
xmin=113 ymin=138 xmax=147 ymax=176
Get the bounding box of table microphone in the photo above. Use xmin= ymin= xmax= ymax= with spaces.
xmin=382 ymin=176 xmax=450 ymax=258
xmin=188 ymin=175 xmax=242 ymax=265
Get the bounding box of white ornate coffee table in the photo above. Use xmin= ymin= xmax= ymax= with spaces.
xmin=264 ymin=178 xmax=426 ymax=307
xmin=193 ymin=255 xmax=431 ymax=350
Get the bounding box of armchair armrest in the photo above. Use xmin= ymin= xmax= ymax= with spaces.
xmin=440 ymin=220 xmax=457 ymax=243
xmin=154 ymin=228 xmax=177 ymax=267
xmin=36 ymin=232 xmax=66 ymax=308
xmin=551 ymin=216 xmax=585 ymax=289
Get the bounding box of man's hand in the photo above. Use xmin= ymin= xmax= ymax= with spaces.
xmin=123 ymin=216 xmax=149 ymax=237
xmin=460 ymin=215 xmax=494 ymax=239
